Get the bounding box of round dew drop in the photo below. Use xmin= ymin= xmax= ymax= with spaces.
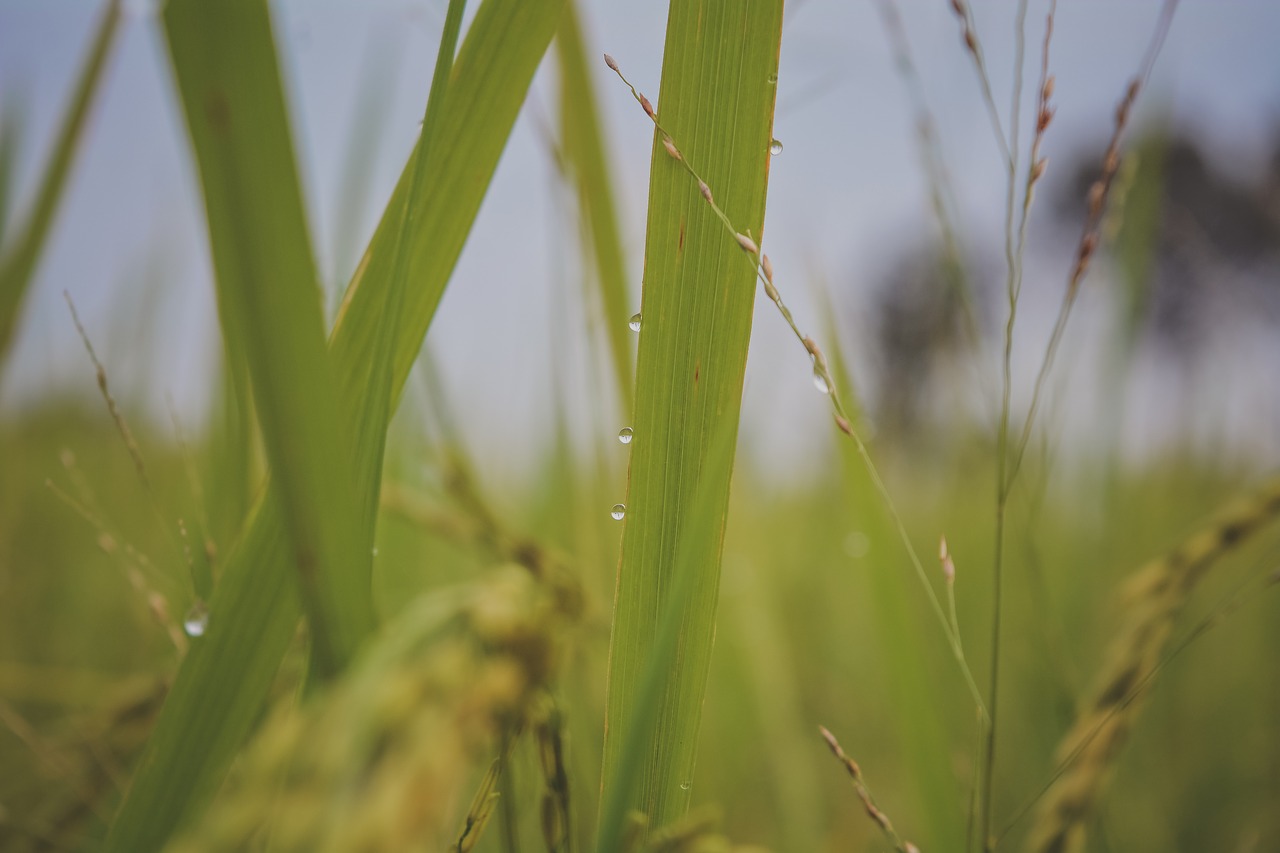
xmin=770 ymin=138 xmax=783 ymax=155
xmin=183 ymin=600 xmax=209 ymax=637
xmin=628 ymin=313 xmax=642 ymax=332
xmin=610 ymin=504 xmax=627 ymax=521
xmin=618 ymin=427 xmax=634 ymax=444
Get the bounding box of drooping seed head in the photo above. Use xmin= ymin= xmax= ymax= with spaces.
xmin=661 ymin=135 xmax=681 ymax=160
xmin=698 ymin=180 xmax=713 ymax=204
xmin=639 ymin=93 xmax=655 ymax=118
xmin=603 ymin=53 xmax=619 ymax=73
xmin=761 ymin=253 xmax=774 ymax=283
xmin=735 ymin=232 xmax=759 ymax=255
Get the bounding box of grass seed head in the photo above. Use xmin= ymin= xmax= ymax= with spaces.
xmin=735 ymin=232 xmax=759 ymax=255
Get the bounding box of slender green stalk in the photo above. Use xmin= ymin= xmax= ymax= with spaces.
xmin=0 ymin=0 xmax=122 ymax=373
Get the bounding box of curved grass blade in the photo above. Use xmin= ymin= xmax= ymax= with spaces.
xmin=0 ymin=0 xmax=122 ymax=373
xmin=599 ymin=0 xmax=784 ymax=834
xmin=163 ymin=0 xmax=373 ymax=679
xmin=556 ymin=1 xmax=633 ymax=411
xmin=104 ymin=2 xmax=566 ymax=849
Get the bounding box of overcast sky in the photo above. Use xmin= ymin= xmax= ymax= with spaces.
xmin=2 ymin=0 xmax=1279 ymax=480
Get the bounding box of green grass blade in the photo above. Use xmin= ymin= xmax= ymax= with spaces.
xmin=556 ymin=1 xmax=634 ymax=411
xmin=163 ymin=0 xmax=374 ymax=678
xmin=0 ymin=0 xmax=122 ymax=372
xmin=599 ymin=0 xmax=784 ymax=833
xmin=0 ymin=96 xmax=23 ymax=246
xmin=327 ymin=35 xmax=403 ymax=303
xmin=104 ymin=3 xmax=565 ymax=850
xmin=597 ymin=422 xmax=738 ymax=851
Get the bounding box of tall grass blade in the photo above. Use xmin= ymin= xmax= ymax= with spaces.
xmin=163 ymin=0 xmax=373 ymax=679
xmin=0 ymin=97 xmax=22 ymax=246
xmin=0 ymin=0 xmax=121 ymax=373
xmin=597 ymin=423 xmax=738 ymax=851
xmin=599 ymin=0 xmax=783 ymax=833
xmin=556 ymin=1 xmax=634 ymax=410
xmin=104 ymin=2 xmax=565 ymax=849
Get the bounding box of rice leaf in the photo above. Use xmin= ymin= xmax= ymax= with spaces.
xmin=163 ymin=0 xmax=374 ymax=679
xmin=556 ymin=1 xmax=634 ymax=411
xmin=599 ymin=0 xmax=784 ymax=833
xmin=0 ymin=0 xmax=121 ymax=371
xmin=104 ymin=2 xmax=565 ymax=849
xmin=598 ymin=421 xmax=739 ymax=851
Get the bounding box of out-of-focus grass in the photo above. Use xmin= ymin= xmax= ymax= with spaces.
xmin=5 ymin=400 xmax=1277 ymax=850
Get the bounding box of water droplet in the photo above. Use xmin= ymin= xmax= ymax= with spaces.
xmin=812 ymin=368 xmax=831 ymax=394
xmin=183 ymin=600 xmax=209 ymax=637
xmin=628 ymin=313 xmax=642 ymax=332
xmin=371 ymin=547 xmax=379 ymax=557
xmin=767 ymin=73 xmax=778 ymax=85
xmin=610 ymin=504 xmax=627 ymax=521
xmin=770 ymin=138 xmax=783 ymax=156
xmin=618 ymin=427 xmax=634 ymax=445
xmin=679 ymin=780 xmax=692 ymax=791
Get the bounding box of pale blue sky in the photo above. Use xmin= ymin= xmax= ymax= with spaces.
xmin=2 ymin=1 xmax=1278 ymax=478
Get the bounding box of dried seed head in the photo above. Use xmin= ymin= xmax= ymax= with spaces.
xmin=939 ymin=536 xmax=956 ymax=583
xmin=818 ymin=725 xmax=841 ymax=755
xmin=764 ymin=279 xmax=779 ymax=303
xmin=1103 ymin=148 xmax=1120 ymax=176
xmin=1078 ymin=233 xmax=1097 ymax=264
xmin=1037 ymin=105 xmax=1055 ymax=133
xmin=1087 ymin=181 xmax=1106 ymax=217
xmin=950 ymin=0 xmax=965 ymax=17
xmin=963 ymin=28 xmax=978 ymax=54
xmin=835 ymin=414 xmax=854 ymax=436
xmin=1043 ymin=74 xmax=1056 ymax=102
xmin=735 ymin=232 xmax=759 ymax=255
xmin=761 ymin=253 xmax=774 ymax=283
xmin=1031 ymin=156 xmax=1048 ymax=183
xmin=661 ymin=135 xmax=681 ymax=160
xmin=639 ymin=93 xmax=655 ymax=118
xmin=698 ymin=180 xmax=713 ymax=204
xmin=603 ymin=53 xmax=619 ymax=73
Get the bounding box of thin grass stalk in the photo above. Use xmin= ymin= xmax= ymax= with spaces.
xmin=1006 ymin=0 xmax=1179 ymax=490
xmin=556 ymin=1 xmax=634 ymax=415
xmin=0 ymin=0 xmax=122 ymax=373
xmin=983 ymin=1 xmax=1032 ymax=846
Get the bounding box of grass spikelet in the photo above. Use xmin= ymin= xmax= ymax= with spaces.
xmin=168 ymin=564 xmax=579 ymax=853
xmin=1026 ymin=474 xmax=1280 ymax=853
xmin=818 ymin=725 xmax=916 ymax=853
